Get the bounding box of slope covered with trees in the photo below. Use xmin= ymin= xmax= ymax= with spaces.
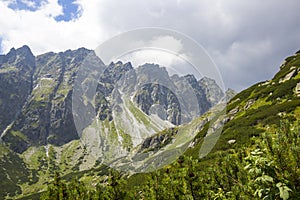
xmin=41 ymin=120 xmax=300 ymax=199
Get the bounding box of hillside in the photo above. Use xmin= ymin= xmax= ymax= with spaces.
xmin=139 ymin=49 xmax=300 ymax=163
xmin=189 ymin=49 xmax=300 ymax=157
xmin=39 ymin=50 xmax=300 ymax=200
xmin=0 ymin=46 xmax=299 ymax=199
xmin=0 ymin=45 xmax=226 ymax=199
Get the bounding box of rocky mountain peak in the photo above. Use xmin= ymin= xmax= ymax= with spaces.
xmin=199 ymin=76 xmax=216 ymax=86
xmin=0 ymin=46 xmax=226 ymax=154
xmin=199 ymin=76 xmax=224 ymax=105
xmin=225 ymin=88 xmax=236 ymax=98
xmin=6 ymin=47 xmax=17 ymax=59
xmin=99 ymin=61 xmax=133 ymax=92
xmin=184 ymin=74 xmax=197 ymax=82
xmin=137 ymin=63 xmax=169 ymax=79
xmin=15 ymin=45 xmax=34 ymax=59
xmin=16 ymin=45 xmax=32 ymax=54
xmin=59 ymin=47 xmax=92 ymax=58
xmin=1 ymin=45 xmax=34 ymax=67
xmin=183 ymin=74 xmax=201 ymax=91
xmin=106 ymin=61 xmax=133 ymax=74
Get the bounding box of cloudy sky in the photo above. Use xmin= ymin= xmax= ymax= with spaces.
xmin=0 ymin=0 xmax=300 ymax=91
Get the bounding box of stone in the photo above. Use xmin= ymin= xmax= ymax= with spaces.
xmin=279 ymin=69 xmax=297 ymax=83
xmin=228 ymin=139 xmax=236 ymax=145
xmin=261 ymin=81 xmax=271 ymax=86
xmin=229 ymin=107 xmax=239 ymax=115
xmin=244 ymin=99 xmax=255 ymax=110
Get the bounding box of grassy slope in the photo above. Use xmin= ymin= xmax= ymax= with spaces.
xmin=127 ymin=51 xmax=300 ymax=188
xmin=185 ymin=51 xmax=300 ymax=160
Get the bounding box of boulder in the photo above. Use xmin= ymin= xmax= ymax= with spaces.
xmin=228 ymin=139 xmax=236 ymax=145
xmin=244 ymin=99 xmax=255 ymax=110
xmin=279 ymin=69 xmax=297 ymax=83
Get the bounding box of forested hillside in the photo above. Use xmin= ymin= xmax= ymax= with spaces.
xmin=41 ymin=120 xmax=300 ymax=200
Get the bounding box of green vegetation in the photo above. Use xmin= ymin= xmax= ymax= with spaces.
xmin=215 ymin=52 xmax=300 ymax=155
xmin=11 ymin=130 xmax=29 ymax=141
xmin=0 ymin=147 xmax=35 ymax=199
xmin=117 ymin=128 xmax=133 ymax=150
xmin=41 ymin=169 xmax=129 ymax=200
xmin=40 ymin=120 xmax=300 ymax=199
xmin=127 ymin=98 xmax=151 ymax=126
xmin=0 ymin=65 xmax=18 ymax=73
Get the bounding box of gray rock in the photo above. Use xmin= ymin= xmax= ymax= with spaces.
xmin=229 ymin=107 xmax=239 ymax=115
xmin=244 ymin=99 xmax=255 ymax=110
xmin=0 ymin=46 xmax=227 ymax=153
xmin=228 ymin=139 xmax=236 ymax=145
xmin=279 ymin=69 xmax=297 ymax=83
xmin=134 ymin=83 xmax=181 ymax=125
xmin=1 ymin=47 xmax=95 ymax=152
xmin=199 ymin=77 xmax=224 ymax=105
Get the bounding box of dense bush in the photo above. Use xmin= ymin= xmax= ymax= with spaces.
xmin=267 ymin=79 xmax=298 ymax=101
xmin=41 ymin=120 xmax=300 ymax=199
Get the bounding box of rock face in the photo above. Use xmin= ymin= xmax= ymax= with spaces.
xmin=1 ymin=47 xmax=96 ymax=152
xmin=0 ymin=46 xmax=35 ymax=135
xmin=95 ymin=62 xmax=225 ymax=125
xmin=0 ymin=46 xmax=226 ymax=153
xmin=199 ymin=77 xmax=224 ymax=105
xmin=95 ymin=61 xmax=133 ymax=121
xmin=182 ymin=75 xmax=211 ymax=115
xmin=224 ymin=88 xmax=237 ymax=102
xmin=134 ymin=83 xmax=181 ymax=125
xmin=139 ymin=127 xmax=178 ymax=153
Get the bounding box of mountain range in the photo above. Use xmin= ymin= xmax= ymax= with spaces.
xmin=0 ymin=45 xmax=299 ymax=199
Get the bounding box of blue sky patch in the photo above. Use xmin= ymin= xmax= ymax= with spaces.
xmin=55 ymin=0 xmax=82 ymax=22
xmin=7 ymin=0 xmax=82 ymax=22
xmin=8 ymin=0 xmax=43 ymax=12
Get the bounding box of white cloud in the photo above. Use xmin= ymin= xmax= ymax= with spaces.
xmin=118 ymin=48 xmax=201 ymax=80
xmin=119 ymin=49 xmax=180 ymax=68
xmin=0 ymin=0 xmax=300 ymax=91
xmin=0 ymin=0 xmax=108 ymax=54
xmin=20 ymin=0 xmax=37 ymax=9
xmin=149 ymin=36 xmax=183 ymax=54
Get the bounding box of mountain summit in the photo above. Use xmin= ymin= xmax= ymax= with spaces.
xmin=0 ymin=46 xmax=227 ymax=155
xmin=0 ymin=46 xmax=299 ymax=199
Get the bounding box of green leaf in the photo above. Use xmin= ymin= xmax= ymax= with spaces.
xmin=276 ymin=182 xmax=292 ymax=200
xmin=255 ymin=175 xmax=274 ymax=183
